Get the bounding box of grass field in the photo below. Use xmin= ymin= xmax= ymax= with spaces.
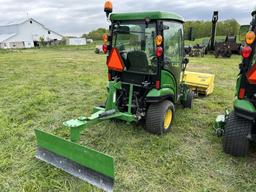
xmin=1 ymin=46 xmax=256 ymax=192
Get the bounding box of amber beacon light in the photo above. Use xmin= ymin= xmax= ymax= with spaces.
xmin=104 ymin=1 xmax=113 ymax=17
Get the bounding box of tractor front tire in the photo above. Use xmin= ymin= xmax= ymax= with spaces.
xmin=223 ymin=112 xmax=252 ymax=156
xmin=145 ymin=100 xmax=175 ymax=135
xmin=181 ymin=90 xmax=193 ymax=108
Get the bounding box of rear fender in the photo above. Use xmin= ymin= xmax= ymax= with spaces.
xmin=146 ymin=88 xmax=175 ymax=103
xmin=234 ymin=99 xmax=256 ymax=120
xmin=161 ymin=70 xmax=177 ymax=98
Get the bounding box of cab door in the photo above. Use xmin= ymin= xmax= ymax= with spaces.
xmin=163 ymin=21 xmax=183 ymax=92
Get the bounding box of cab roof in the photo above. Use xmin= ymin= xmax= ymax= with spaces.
xmin=110 ymin=11 xmax=184 ymax=23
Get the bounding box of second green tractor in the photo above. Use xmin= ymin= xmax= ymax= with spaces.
xmin=215 ymin=9 xmax=256 ymax=157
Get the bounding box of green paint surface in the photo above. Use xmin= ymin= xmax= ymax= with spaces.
xmin=146 ymin=88 xmax=174 ymax=97
xmin=35 ymin=129 xmax=114 ymax=178
xmin=110 ymin=11 xmax=184 ymax=22
xmin=161 ymin=70 xmax=177 ymax=101
xmin=234 ymin=99 xmax=256 ymax=112
xmin=235 ymin=75 xmax=242 ymax=97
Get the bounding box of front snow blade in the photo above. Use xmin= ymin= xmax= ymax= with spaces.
xmin=35 ymin=129 xmax=114 ymax=192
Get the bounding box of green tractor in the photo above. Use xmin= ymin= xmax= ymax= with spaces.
xmin=34 ymin=2 xmax=213 ymax=191
xmin=215 ymin=9 xmax=256 ymax=156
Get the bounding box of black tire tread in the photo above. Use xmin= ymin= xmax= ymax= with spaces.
xmin=223 ymin=111 xmax=252 ymax=156
xmin=182 ymin=90 xmax=193 ymax=108
xmin=145 ymin=100 xmax=175 ymax=135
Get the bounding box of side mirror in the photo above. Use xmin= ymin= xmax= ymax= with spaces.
xmin=182 ymin=58 xmax=189 ymax=71
xmin=183 ymin=58 xmax=189 ymax=64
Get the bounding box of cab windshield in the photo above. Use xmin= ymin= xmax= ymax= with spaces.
xmin=113 ymin=22 xmax=157 ymax=74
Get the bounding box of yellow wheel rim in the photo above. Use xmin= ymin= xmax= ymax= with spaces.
xmin=164 ymin=109 xmax=172 ymax=129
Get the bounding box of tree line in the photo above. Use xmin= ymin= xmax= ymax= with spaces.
xmin=184 ymin=19 xmax=240 ymax=40
xmin=82 ymin=28 xmax=108 ymax=41
xmin=82 ymin=19 xmax=240 ymax=41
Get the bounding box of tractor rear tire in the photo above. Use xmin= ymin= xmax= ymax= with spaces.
xmin=145 ymin=100 xmax=175 ymax=135
xmin=181 ymin=90 xmax=193 ymax=108
xmin=223 ymin=112 xmax=252 ymax=156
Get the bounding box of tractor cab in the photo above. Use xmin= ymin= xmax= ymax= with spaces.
xmin=103 ymin=11 xmax=188 ymax=110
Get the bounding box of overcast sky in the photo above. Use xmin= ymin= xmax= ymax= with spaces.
xmin=0 ymin=0 xmax=255 ymax=36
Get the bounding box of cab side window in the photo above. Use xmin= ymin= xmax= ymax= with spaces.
xmin=163 ymin=22 xmax=183 ymax=65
